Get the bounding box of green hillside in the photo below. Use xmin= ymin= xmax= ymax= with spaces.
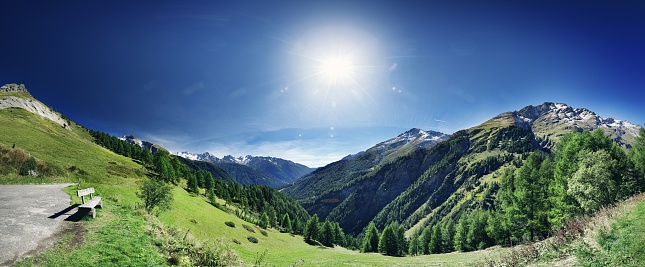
xmin=1 ymin=89 xmax=496 ymax=266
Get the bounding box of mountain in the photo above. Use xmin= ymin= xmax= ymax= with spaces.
xmin=175 ymin=152 xmax=315 ymax=187
xmin=342 ymin=128 xmax=449 ymax=161
xmin=120 ymin=135 xmax=164 ymax=154
xmin=494 ymin=102 xmax=641 ymax=149
xmin=282 ymin=102 xmax=642 ymax=235
xmin=280 ymin=128 xmax=449 ymax=233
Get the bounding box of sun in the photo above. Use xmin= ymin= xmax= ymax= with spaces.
xmin=318 ymin=55 xmax=356 ymax=84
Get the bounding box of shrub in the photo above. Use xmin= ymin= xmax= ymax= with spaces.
xmin=260 ymin=229 xmax=268 ymax=237
xmin=225 ymin=221 xmax=235 ymax=228
xmin=136 ymin=178 xmax=174 ymax=214
xmin=247 ymin=236 xmax=259 ymax=243
xmin=243 ymin=224 xmax=256 ymax=233
xmin=232 ymin=239 xmax=241 ymax=245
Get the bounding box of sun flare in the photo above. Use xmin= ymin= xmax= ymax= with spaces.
xmin=319 ymin=56 xmax=355 ymax=82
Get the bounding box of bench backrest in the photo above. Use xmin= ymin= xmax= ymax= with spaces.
xmin=77 ymin=187 xmax=95 ymax=197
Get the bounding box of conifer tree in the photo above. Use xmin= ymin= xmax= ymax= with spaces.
xmin=281 ymin=213 xmax=292 ymax=233
xmin=378 ymin=225 xmax=398 ymax=256
xmin=429 ymin=224 xmax=443 ymax=253
xmin=187 ymin=172 xmax=199 ymax=194
xmin=361 ymin=222 xmax=380 ymax=253
xmin=259 ymin=212 xmax=270 ymax=229
xmin=454 ymin=215 xmax=469 ymax=252
xmin=408 ymin=230 xmax=420 ymax=256
xmin=419 ymin=225 xmax=432 ymax=254
xmin=320 ymin=221 xmax=334 ymax=247
xmin=305 ymin=214 xmax=319 ymax=241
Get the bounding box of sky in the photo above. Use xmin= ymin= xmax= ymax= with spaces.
xmin=1 ymin=0 xmax=644 ymax=167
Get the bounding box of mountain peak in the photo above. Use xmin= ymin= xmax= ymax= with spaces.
xmin=1 ymin=83 xmax=30 ymax=95
xmin=507 ymin=102 xmax=641 ymax=149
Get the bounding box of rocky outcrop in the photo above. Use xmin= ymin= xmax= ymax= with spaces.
xmin=0 ymin=84 xmax=71 ymax=130
xmin=0 ymin=83 xmax=30 ymax=94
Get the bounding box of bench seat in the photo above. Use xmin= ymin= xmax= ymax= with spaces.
xmin=78 ymin=196 xmax=102 ymax=218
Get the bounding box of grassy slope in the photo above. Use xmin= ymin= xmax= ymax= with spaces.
xmin=0 ymin=100 xmax=492 ymax=266
xmin=160 ymin=187 xmax=494 ymax=266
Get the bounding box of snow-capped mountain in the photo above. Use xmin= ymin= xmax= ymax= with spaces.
xmin=175 ymin=152 xmax=315 ymax=185
xmin=489 ymin=102 xmax=642 ymax=149
xmin=343 ymin=128 xmax=449 ymax=161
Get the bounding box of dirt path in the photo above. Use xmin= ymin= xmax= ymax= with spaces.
xmin=0 ymin=183 xmax=76 ymax=266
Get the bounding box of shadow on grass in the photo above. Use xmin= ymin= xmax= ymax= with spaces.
xmin=64 ymin=208 xmax=91 ymax=222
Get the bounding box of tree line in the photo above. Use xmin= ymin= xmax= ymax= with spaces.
xmin=360 ymin=128 xmax=645 ymax=256
xmin=90 ymin=130 xmax=349 ymax=245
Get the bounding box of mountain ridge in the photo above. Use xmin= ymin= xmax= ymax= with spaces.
xmin=282 ymin=102 xmax=642 ymax=235
xmin=175 ymin=152 xmax=315 ymax=187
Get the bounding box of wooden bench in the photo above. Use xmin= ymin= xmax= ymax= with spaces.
xmin=77 ymin=187 xmax=102 ymax=218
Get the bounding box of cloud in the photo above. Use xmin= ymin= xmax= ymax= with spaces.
xmin=183 ymin=82 xmax=205 ymax=95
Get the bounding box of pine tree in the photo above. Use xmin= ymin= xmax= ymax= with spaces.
xmin=378 ymin=225 xmax=398 ymax=256
xmin=187 ymin=172 xmax=199 ymax=194
xmin=320 ymin=221 xmax=334 ymax=247
xmin=361 ymin=222 xmax=380 ymax=253
xmin=408 ymin=230 xmax=420 ymax=256
xmin=454 ymin=215 xmax=469 ymax=252
xmin=281 ymin=213 xmax=292 ymax=233
xmin=429 ymin=224 xmax=443 ymax=253
xmin=419 ymin=225 xmax=432 ymax=254
xmin=305 ymin=214 xmax=319 ymax=241
xmin=259 ymin=212 xmax=270 ymax=229
xmin=441 ymin=219 xmax=455 ymax=253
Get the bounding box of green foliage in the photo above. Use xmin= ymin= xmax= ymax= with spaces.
xmin=187 ymin=172 xmax=199 ymax=194
xmin=225 ymin=221 xmax=236 ymax=228
xmin=361 ymin=222 xmax=380 ymax=253
xmin=378 ymin=225 xmax=398 ymax=256
xmin=259 ymin=212 xmax=270 ymax=229
xmin=137 ymin=178 xmax=174 ymax=214
xmin=454 ymin=214 xmax=469 ymax=252
xmin=419 ymin=225 xmax=432 ymax=255
xmin=577 ymin=196 xmax=645 ymax=267
xmin=243 ymin=224 xmax=256 ymax=233
xmin=304 ymin=214 xmax=319 ymax=241
xmin=88 ymin=130 xmax=154 ymax=166
xmin=568 ymin=149 xmax=615 ymax=214
xmin=408 ymin=230 xmax=420 ymax=256
xmin=281 ymin=213 xmax=292 ymax=233
xmin=441 ymin=219 xmax=456 ymax=253
xmin=18 ymin=156 xmax=37 ymax=175
xmin=247 ymin=236 xmax=259 ymax=243
xmin=429 ymin=224 xmax=443 ymax=254
xmin=514 ymin=152 xmax=551 ymax=241
xmin=320 ymin=221 xmax=334 ymax=247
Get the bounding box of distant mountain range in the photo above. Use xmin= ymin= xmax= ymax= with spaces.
xmin=281 ymin=102 xmax=643 ymax=235
xmin=175 ymin=152 xmax=316 ymax=188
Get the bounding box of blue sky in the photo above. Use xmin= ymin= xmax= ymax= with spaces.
xmin=1 ymin=0 xmax=644 ymax=167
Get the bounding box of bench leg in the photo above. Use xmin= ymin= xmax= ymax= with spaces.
xmin=90 ymin=207 xmax=96 ymax=218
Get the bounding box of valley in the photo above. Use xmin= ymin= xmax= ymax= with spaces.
xmin=1 ymin=84 xmax=644 ymax=266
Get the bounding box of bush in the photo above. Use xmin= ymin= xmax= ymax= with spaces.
xmin=260 ymin=229 xmax=268 ymax=237
xmin=225 ymin=221 xmax=236 ymax=228
xmin=232 ymin=239 xmax=241 ymax=245
xmin=247 ymin=236 xmax=259 ymax=243
xmin=136 ymin=178 xmax=174 ymax=214
xmin=243 ymin=224 xmax=256 ymax=233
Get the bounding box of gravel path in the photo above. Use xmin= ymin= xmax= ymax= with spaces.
xmin=0 ymin=183 xmax=76 ymax=266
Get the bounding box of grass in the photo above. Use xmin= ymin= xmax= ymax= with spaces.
xmin=477 ymin=193 xmax=645 ymax=267
xmin=158 ymin=187 xmax=496 ymax=266
xmin=2 ymin=96 xmax=501 ymax=266
xmin=576 ymin=194 xmax=645 ymax=267
xmin=15 ymin=201 xmax=167 ymax=267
